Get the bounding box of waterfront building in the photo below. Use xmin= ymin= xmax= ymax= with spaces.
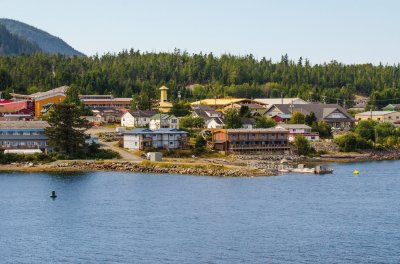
xmin=123 ymin=128 xmax=188 ymax=150
xmin=0 ymin=121 xmax=50 ymax=152
xmin=355 ymin=111 xmax=400 ymax=124
xmin=79 ymin=94 xmax=132 ymax=109
xmin=149 ymin=114 xmax=179 ymax=130
xmin=211 ymin=128 xmax=290 ymax=153
xmin=274 ymin=124 xmax=319 ymax=141
xmin=121 ymin=110 xmax=158 ymax=127
xmin=265 ymin=103 xmax=355 ymax=129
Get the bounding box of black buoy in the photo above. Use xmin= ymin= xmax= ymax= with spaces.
xmin=50 ymin=191 xmax=57 ymax=199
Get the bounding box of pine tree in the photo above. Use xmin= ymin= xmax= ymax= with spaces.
xmin=45 ymin=103 xmax=90 ymax=155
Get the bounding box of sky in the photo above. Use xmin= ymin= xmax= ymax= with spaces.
xmin=1 ymin=0 xmax=400 ymax=64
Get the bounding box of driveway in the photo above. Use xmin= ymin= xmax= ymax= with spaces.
xmin=100 ymin=140 xmax=142 ymax=162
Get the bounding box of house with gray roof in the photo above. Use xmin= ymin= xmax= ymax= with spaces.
xmin=123 ymin=128 xmax=188 ymax=150
xmin=265 ymin=103 xmax=355 ymax=129
xmin=149 ymin=114 xmax=179 ymax=130
xmin=121 ymin=110 xmax=158 ymax=127
xmin=0 ymin=121 xmax=51 ymax=152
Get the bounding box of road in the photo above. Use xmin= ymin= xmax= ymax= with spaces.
xmin=100 ymin=140 xmax=142 ymax=161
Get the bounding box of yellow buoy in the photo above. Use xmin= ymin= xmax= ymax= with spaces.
xmin=353 ymin=170 xmax=359 ymax=175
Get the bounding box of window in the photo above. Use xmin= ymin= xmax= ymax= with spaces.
xmin=170 ymin=142 xmax=173 ymax=145
xmin=171 ymin=119 xmax=177 ymax=124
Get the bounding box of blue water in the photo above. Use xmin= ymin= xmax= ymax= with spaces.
xmin=1 ymin=161 xmax=400 ymax=263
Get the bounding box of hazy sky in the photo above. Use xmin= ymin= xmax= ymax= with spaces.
xmin=1 ymin=0 xmax=399 ymax=64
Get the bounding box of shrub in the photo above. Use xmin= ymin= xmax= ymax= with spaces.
xmin=293 ymin=136 xmax=315 ymax=156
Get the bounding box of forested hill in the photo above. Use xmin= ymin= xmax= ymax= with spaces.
xmin=0 ymin=18 xmax=84 ymax=56
xmin=0 ymin=50 xmax=399 ymax=109
xmin=0 ymin=24 xmax=41 ymax=55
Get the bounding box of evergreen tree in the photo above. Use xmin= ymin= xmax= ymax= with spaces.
xmin=45 ymin=103 xmax=91 ymax=155
xmin=305 ymin=112 xmax=317 ymax=126
xmin=170 ymin=101 xmax=191 ymax=117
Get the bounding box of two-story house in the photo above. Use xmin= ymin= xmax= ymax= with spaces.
xmin=274 ymin=124 xmax=319 ymax=141
xmin=149 ymin=114 xmax=179 ymax=130
xmin=123 ymin=128 xmax=188 ymax=150
xmin=121 ymin=110 xmax=158 ymax=127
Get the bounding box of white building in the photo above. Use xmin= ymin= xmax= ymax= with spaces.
xmin=123 ymin=128 xmax=188 ymax=150
xmin=355 ymin=111 xmax=400 ymax=124
xmin=275 ymin=124 xmax=320 ymax=141
xmin=121 ymin=110 xmax=158 ymax=127
xmin=149 ymin=114 xmax=179 ymax=130
xmin=254 ymin=98 xmax=308 ymax=107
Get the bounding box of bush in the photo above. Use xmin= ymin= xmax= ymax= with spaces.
xmin=293 ymin=136 xmax=315 ymax=156
xmin=0 ymin=152 xmax=57 ymax=164
xmin=194 ymin=135 xmax=207 ymax=155
xmin=335 ymin=133 xmax=372 ymax=152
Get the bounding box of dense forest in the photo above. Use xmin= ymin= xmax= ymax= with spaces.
xmin=1 ymin=50 xmax=400 ymax=109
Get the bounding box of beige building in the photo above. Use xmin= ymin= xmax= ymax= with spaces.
xmin=355 ymin=111 xmax=400 ymax=124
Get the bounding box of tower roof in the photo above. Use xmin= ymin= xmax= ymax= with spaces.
xmin=159 ymin=85 xmax=169 ymax=90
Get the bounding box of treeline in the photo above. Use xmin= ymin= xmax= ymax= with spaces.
xmin=1 ymin=50 xmax=400 ymax=108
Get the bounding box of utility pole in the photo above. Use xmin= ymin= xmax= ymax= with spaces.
xmin=322 ymin=96 xmax=326 ymax=104
xmin=281 ymin=91 xmax=284 ymax=104
xmin=343 ymin=99 xmax=346 ymax=109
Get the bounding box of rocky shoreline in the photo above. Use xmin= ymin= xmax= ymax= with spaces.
xmin=1 ymin=149 xmax=399 ymax=177
xmin=0 ymin=160 xmax=273 ymax=177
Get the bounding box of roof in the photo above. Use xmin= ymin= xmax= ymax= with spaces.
xmin=225 ymin=128 xmax=289 ymax=133
xmin=191 ymin=98 xmax=249 ymax=106
xmin=267 ymin=103 xmax=355 ymax=121
xmin=241 ymin=117 xmax=256 ymax=125
xmin=126 ymin=110 xmax=158 ymax=118
xmin=275 ymin=124 xmax=311 ymax=129
xmin=356 ymin=111 xmax=397 ymax=116
xmin=207 ymin=117 xmax=225 ymax=125
xmin=192 ymin=105 xmax=221 ymax=119
xmin=0 ymin=121 xmax=49 ymax=129
xmin=150 ymin=113 xmax=177 ymax=120
xmin=159 ymin=85 xmax=169 ymax=90
xmin=80 ymin=98 xmax=132 ymax=102
xmin=124 ymin=128 xmax=188 ymax=135
xmin=273 ymin=113 xmax=292 ymax=119
xmin=254 ymin=98 xmax=307 ymax=105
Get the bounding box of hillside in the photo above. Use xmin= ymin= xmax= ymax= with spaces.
xmin=0 ymin=18 xmax=84 ymax=56
xmin=0 ymin=24 xmax=41 ymax=55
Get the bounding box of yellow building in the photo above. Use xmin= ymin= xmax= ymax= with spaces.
xmin=155 ymin=86 xmax=173 ymax=113
xmin=11 ymin=86 xmax=68 ymax=118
